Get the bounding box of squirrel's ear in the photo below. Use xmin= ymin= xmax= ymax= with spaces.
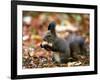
xmin=48 ymin=21 xmax=56 ymax=30
xmin=48 ymin=22 xmax=56 ymax=35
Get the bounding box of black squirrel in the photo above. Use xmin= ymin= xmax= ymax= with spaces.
xmin=41 ymin=22 xmax=87 ymax=63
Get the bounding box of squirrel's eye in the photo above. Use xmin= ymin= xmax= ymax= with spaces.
xmin=47 ymin=35 xmax=51 ymax=38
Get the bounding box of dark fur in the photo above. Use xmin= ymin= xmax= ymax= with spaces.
xmin=41 ymin=22 xmax=87 ymax=63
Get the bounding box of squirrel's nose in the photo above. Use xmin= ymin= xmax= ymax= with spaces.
xmin=43 ymin=38 xmax=47 ymax=41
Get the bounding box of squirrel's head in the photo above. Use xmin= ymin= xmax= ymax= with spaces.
xmin=40 ymin=21 xmax=57 ymax=50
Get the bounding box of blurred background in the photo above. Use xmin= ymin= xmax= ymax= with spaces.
xmin=22 ymin=11 xmax=90 ymax=68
